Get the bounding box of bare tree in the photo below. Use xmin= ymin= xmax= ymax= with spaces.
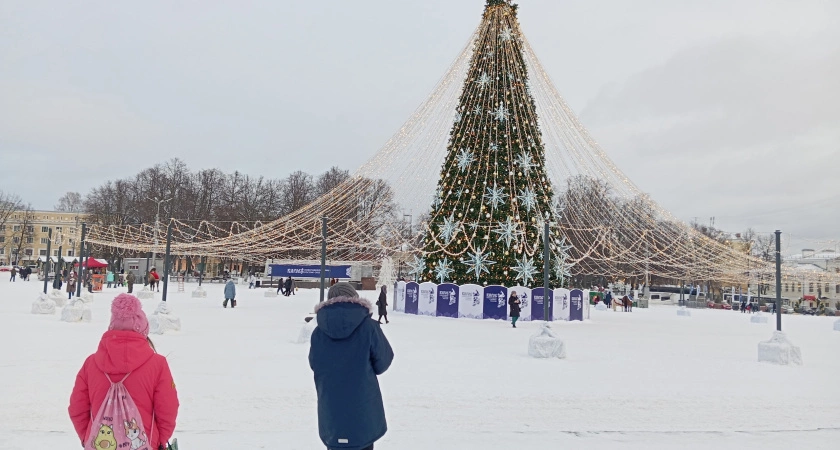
xmin=54 ymin=192 xmax=84 ymax=212
xmin=316 ymin=166 xmax=351 ymax=197
xmin=10 ymin=205 xmax=35 ymax=264
xmin=282 ymin=170 xmax=316 ymax=214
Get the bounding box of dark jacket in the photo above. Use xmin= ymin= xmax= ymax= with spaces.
xmin=309 ymin=296 xmax=394 ymax=449
xmin=377 ymin=291 xmax=388 ymax=315
xmin=509 ymin=296 xmax=521 ymax=317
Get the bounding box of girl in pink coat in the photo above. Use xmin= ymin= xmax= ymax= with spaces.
xmin=69 ymin=294 xmax=179 ymax=449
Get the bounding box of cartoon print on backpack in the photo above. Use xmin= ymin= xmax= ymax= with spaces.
xmin=92 ymin=424 xmax=117 ymax=450
xmin=125 ymin=418 xmax=147 ymax=449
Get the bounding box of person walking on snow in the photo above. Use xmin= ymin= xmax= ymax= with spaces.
xmin=277 ymin=277 xmax=285 ymax=295
xmin=66 ymin=272 xmax=77 ymax=300
xmin=285 ymin=277 xmax=295 ymax=296
xmin=10 ymin=266 xmax=16 ymax=282
xmin=509 ymin=292 xmax=521 ymax=328
xmin=68 ymin=294 xmax=179 ymax=450
xmin=376 ymin=285 xmax=389 ymax=324
xmin=224 ymin=279 xmax=237 ymax=308
xmin=106 ymin=270 xmax=115 ymax=288
xmin=126 ymin=271 xmax=136 ymax=294
xmin=309 ymin=282 xmax=394 ymax=450
xmin=249 ymin=273 xmax=256 ymax=289
xmin=148 ymin=268 xmax=160 ymax=292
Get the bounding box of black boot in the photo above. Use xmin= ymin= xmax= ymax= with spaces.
xmin=223 ymin=299 xmax=228 ymax=308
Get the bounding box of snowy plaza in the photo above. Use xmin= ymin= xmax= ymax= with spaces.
xmin=2 ymin=280 xmax=839 ymax=449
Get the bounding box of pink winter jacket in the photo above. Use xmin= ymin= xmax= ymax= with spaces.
xmin=69 ymin=330 xmax=179 ymax=448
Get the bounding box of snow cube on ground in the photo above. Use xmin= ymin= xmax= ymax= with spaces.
xmin=191 ymin=287 xmax=207 ymax=298
xmin=751 ymin=312 xmax=770 ymax=324
xmin=149 ymin=301 xmax=181 ymax=334
xmin=528 ymin=323 xmax=566 ymax=359
xmin=137 ymin=287 xmax=155 ymax=299
xmin=676 ymin=306 xmax=691 ymax=316
xmin=264 ymin=289 xmax=278 ymax=298
xmin=595 ymin=302 xmax=607 ymax=311
xmin=49 ymin=289 xmax=67 ymax=307
xmin=834 ymin=319 xmax=840 ymax=331
xmin=3 ymin=280 xmax=839 ymax=448
xmin=60 ymin=299 xmax=92 ymax=323
xmin=80 ymin=292 xmax=94 ymax=303
xmin=296 ymin=316 xmax=317 ymax=344
xmin=30 ymin=292 xmax=56 ymax=314
xmin=758 ymin=331 xmax=803 ymax=366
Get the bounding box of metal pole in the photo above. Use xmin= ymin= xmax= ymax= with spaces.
xmin=775 ymin=230 xmax=782 ymax=331
xmin=43 ymin=228 xmax=52 ymax=294
xmin=145 ymin=253 xmax=150 ymax=285
xmin=543 ymin=220 xmax=550 ymax=322
xmin=56 ymin=245 xmax=62 ymax=289
xmin=198 ymin=256 xmax=205 ymax=287
xmin=161 ymin=221 xmax=173 ymax=302
xmin=76 ymin=223 xmax=86 ymax=297
xmin=319 ymin=217 xmax=328 ymax=303
xmin=151 ymin=207 xmax=160 ymax=273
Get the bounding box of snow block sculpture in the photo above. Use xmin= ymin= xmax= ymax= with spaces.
xmin=81 ymin=292 xmax=95 ymax=303
xmin=528 ymin=323 xmax=566 ymax=359
xmin=137 ymin=287 xmax=155 ymax=300
xmin=833 ymin=319 xmax=840 ymax=332
xmin=296 ymin=315 xmax=317 ymax=344
xmin=31 ymin=293 xmax=57 ymax=315
xmin=49 ymin=289 xmax=67 ymax=307
xmin=595 ymin=302 xmax=607 ymax=311
xmin=61 ymin=299 xmax=92 ymax=323
xmin=676 ymin=306 xmax=691 ymax=317
xmin=191 ymin=287 xmax=207 ymax=298
xmin=758 ymin=331 xmax=802 ymax=366
xmin=149 ymin=301 xmax=181 ymax=334
xmin=264 ymin=289 xmax=278 ymax=298
xmin=751 ymin=312 xmax=769 ymax=324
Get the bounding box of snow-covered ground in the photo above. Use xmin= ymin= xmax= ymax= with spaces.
xmin=1 ymin=279 xmax=838 ymax=449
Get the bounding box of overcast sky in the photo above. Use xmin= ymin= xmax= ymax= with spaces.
xmin=2 ymin=0 xmax=838 ymax=249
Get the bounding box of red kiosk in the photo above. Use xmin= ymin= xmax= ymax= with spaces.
xmin=83 ymin=258 xmax=109 ymax=292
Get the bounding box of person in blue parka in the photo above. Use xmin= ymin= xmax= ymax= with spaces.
xmin=223 ymin=279 xmax=236 ymax=308
xmin=309 ymin=282 xmax=394 ymax=450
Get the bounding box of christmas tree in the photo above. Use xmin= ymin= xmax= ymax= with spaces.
xmin=419 ymin=0 xmax=559 ymax=287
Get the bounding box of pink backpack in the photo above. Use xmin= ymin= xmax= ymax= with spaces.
xmin=85 ymin=372 xmax=152 ymax=450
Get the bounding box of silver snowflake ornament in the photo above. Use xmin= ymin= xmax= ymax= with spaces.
xmin=517 ymin=188 xmax=537 ymax=213
xmin=476 ymin=72 xmax=491 ymax=89
xmin=454 ymin=111 xmax=462 ymax=123
xmin=473 ymin=104 xmax=483 ymax=116
xmin=492 ymin=104 xmax=510 ymax=122
xmin=512 ymin=255 xmax=539 ymax=286
xmin=438 ymin=214 xmax=459 ymax=244
xmin=553 ymin=254 xmax=573 ymax=284
xmin=514 ymin=152 xmax=536 ymax=175
xmin=492 ymin=217 xmax=523 ymax=248
xmin=434 ymin=257 xmax=455 ymax=284
xmin=461 ymin=249 xmax=496 ymax=279
xmin=489 ymin=142 xmax=499 ymax=152
xmin=407 ymin=255 xmax=426 ymax=276
xmin=500 ymin=27 xmax=514 ymax=42
xmin=483 ymin=183 xmax=508 ymax=209
xmin=456 ymin=149 xmax=475 ymax=173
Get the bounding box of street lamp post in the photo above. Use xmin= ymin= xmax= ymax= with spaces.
xmin=147 ymin=196 xmax=172 ymax=274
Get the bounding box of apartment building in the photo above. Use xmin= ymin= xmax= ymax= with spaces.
xmin=0 ymin=210 xmax=88 ymax=265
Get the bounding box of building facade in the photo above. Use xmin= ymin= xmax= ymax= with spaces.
xmin=0 ymin=210 xmax=88 ymax=266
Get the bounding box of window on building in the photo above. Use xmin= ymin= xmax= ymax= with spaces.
xmin=25 ymin=237 xmax=33 ymax=244
xmin=41 ymin=226 xmax=49 ymax=233
xmin=55 ymin=226 xmax=62 ymax=231
xmin=26 ymin=226 xmax=34 ymax=233
xmin=67 ymin=250 xmax=74 ymax=257
xmin=39 ymin=249 xmax=47 ymax=256
xmin=0 ymin=248 xmax=4 ymax=255
xmin=0 ymin=225 xmax=4 ymax=231
xmin=40 ymin=238 xmax=49 ymax=244
xmin=24 ymin=249 xmax=33 ymax=256
xmin=53 ymin=250 xmax=59 ymax=256
xmin=0 ymin=236 xmax=4 ymax=243
xmin=13 ymin=225 xmax=20 ymax=232
xmin=809 ymin=283 xmax=814 ymax=293
xmin=836 ymin=285 xmax=840 ymax=294
xmin=783 ymin=283 xmax=788 ymax=292
xmin=825 ymin=283 xmax=830 ymax=293
xmin=12 ymin=237 xmax=20 ymax=243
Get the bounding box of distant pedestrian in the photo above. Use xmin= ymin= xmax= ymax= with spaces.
xmin=309 ymin=282 xmax=394 ymax=450
xmin=66 ymin=272 xmax=77 ymax=299
xmin=126 ymin=272 xmax=136 ymax=293
xmin=10 ymin=266 xmax=17 ymax=282
xmin=106 ymin=270 xmax=114 ymax=288
xmin=249 ymin=274 xmax=256 ymax=289
xmin=285 ymin=277 xmax=295 ymax=296
xmin=509 ymin=292 xmax=521 ymax=328
xmin=224 ymin=279 xmax=236 ymax=308
xmin=376 ymin=285 xmax=389 ymax=324
xmin=277 ymin=277 xmax=285 ymax=295
xmin=605 ymin=290 xmax=613 ymax=308
xmin=148 ymin=268 xmax=160 ymax=292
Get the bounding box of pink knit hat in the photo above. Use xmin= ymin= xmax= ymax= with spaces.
xmin=109 ymin=294 xmax=149 ymax=337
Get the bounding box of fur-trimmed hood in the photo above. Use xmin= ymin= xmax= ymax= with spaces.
xmin=314 ymin=296 xmax=373 ymax=340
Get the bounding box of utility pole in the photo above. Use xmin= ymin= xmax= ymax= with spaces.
xmin=161 ymin=220 xmax=173 ymax=301
xmin=76 ymin=223 xmax=86 ymax=297
xmin=42 ymin=228 xmax=52 ymax=294
xmin=319 ymin=217 xmax=328 ymax=303
xmin=775 ymin=230 xmax=782 ymax=331
xmin=543 ymin=220 xmax=550 ymax=322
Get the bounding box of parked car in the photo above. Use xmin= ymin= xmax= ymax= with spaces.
xmin=0 ymin=266 xmax=11 ymax=272
xmin=781 ymin=305 xmax=794 ymax=314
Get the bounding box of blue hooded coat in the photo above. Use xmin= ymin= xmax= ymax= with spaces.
xmin=224 ymin=280 xmax=236 ymax=299
xmin=309 ymin=296 xmax=394 ymax=449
